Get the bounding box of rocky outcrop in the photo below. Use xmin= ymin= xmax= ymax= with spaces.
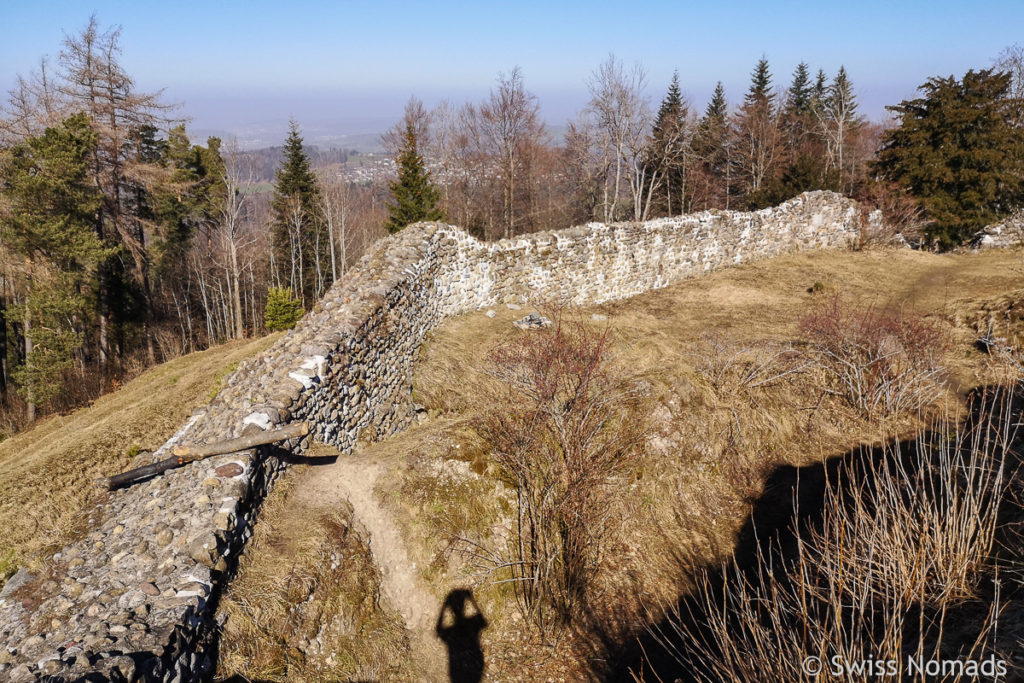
xmin=971 ymin=213 xmax=1024 ymax=249
xmin=0 ymin=191 xmax=860 ymax=681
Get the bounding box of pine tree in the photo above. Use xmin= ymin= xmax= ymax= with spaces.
xmin=271 ymin=120 xmax=327 ymax=305
xmin=875 ymin=68 xmax=1024 ymax=246
xmin=692 ymin=82 xmax=734 ymax=209
xmin=385 ymin=120 xmax=443 ymax=233
xmin=264 ymin=287 xmax=304 ymax=331
xmin=0 ymin=113 xmax=106 ymax=418
xmin=644 ymin=71 xmax=690 ymax=215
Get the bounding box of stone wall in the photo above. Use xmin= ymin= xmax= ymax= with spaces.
xmin=0 ymin=191 xmax=860 ymax=681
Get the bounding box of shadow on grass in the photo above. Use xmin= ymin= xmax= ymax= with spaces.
xmin=595 ymin=384 xmax=1024 ymax=682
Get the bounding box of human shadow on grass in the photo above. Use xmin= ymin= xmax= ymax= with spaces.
xmin=436 ymin=588 xmax=489 ymax=683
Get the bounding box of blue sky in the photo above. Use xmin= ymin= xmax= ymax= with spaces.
xmin=2 ymin=1 xmax=1022 ymax=145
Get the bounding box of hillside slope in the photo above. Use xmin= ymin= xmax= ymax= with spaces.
xmin=0 ymin=333 xmax=281 ymax=582
xmin=216 ymin=246 xmax=1024 ymax=681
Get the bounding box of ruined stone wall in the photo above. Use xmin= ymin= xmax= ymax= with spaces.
xmin=0 ymin=191 xmax=860 ymax=681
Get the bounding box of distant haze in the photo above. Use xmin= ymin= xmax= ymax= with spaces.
xmin=2 ymin=0 xmax=1021 ymax=149
xmin=165 ymin=85 xmax=588 ymax=151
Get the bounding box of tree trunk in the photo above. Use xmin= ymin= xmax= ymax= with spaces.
xmin=229 ymin=239 xmax=244 ymax=339
xmin=24 ymin=301 xmax=34 ymax=423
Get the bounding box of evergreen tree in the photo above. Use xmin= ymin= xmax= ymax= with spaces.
xmin=149 ymin=126 xmax=226 ymax=278
xmin=0 ymin=113 xmax=106 ymax=418
xmin=811 ymin=69 xmax=829 ymax=115
xmin=746 ymin=58 xmax=775 ymax=106
xmin=271 ymin=120 xmax=327 ymax=305
xmin=826 ymin=67 xmax=859 ymax=125
xmin=692 ymin=82 xmax=734 ymax=209
xmin=785 ymin=62 xmax=813 ymax=117
xmin=736 ymin=58 xmax=784 ymax=202
xmin=645 ymin=71 xmax=690 ymax=215
xmin=875 ymin=68 xmax=1024 ymax=247
xmin=767 ymin=62 xmax=841 ymax=206
xmin=652 ymin=72 xmax=685 ymax=141
xmin=385 ymin=119 xmax=443 ymax=233
xmin=264 ymin=287 xmax=304 ymax=331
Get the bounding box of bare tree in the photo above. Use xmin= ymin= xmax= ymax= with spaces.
xmin=0 ymin=57 xmax=67 ymax=145
xmin=428 ymin=99 xmax=458 ymax=209
xmin=994 ymin=44 xmax=1024 ymax=126
xmin=317 ymin=170 xmax=351 ymax=281
xmin=585 ymin=55 xmax=652 ymax=222
xmin=217 ymin=143 xmax=257 ymax=339
xmin=563 ymin=114 xmax=610 ymax=221
xmin=382 ymin=96 xmax=430 ymax=157
xmin=478 ymin=68 xmax=547 ymax=238
xmin=58 ymin=15 xmax=178 ymax=365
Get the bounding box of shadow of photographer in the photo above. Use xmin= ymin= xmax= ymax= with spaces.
xmin=436 ymin=588 xmax=488 ymax=683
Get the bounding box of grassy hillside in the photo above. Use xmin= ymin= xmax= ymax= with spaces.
xmin=218 ymin=246 xmax=1024 ymax=681
xmin=0 ymin=333 xmax=281 ymax=583
xmin=5 ymin=245 xmax=1021 ymax=679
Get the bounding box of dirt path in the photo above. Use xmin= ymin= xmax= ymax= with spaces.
xmin=292 ymin=449 xmax=449 ymax=682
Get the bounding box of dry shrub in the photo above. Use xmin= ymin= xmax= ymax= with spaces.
xmin=649 ymin=390 xmax=1018 ymax=682
xmin=693 ymin=335 xmax=808 ymax=397
xmin=800 ymin=296 xmax=947 ymax=419
xmin=856 ymin=180 xmax=927 ymax=246
xmin=471 ymin=309 xmax=646 ymax=636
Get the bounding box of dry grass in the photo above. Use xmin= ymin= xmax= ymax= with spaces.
xmin=7 ymin=245 xmax=1022 ymax=679
xmin=400 ymin=246 xmax=1024 ymax=677
xmin=216 ymin=467 xmax=412 ymax=683
xmin=0 ymin=333 xmax=280 ymax=582
xmin=417 ymin=248 xmax=1024 ymax=412
xmin=650 ymin=390 xmax=1019 ymax=682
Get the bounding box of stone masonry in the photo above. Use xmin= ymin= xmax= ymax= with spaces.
xmin=0 ymin=191 xmax=861 ymax=681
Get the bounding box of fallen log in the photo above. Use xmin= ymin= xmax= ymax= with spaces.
xmin=106 ymin=421 xmax=309 ymax=490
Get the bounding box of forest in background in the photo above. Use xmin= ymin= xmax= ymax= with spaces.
xmin=0 ymin=15 xmax=1022 ymax=434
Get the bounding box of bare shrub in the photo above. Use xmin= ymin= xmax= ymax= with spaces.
xmin=814 ymin=410 xmax=1009 ymax=608
xmin=473 ymin=309 xmax=646 ymax=635
xmin=800 ymin=296 xmax=947 ymax=419
xmin=856 ymin=180 xmax=928 ymax=246
xmin=693 ymin=335 xmax=808 ymax=396
xmin=648 ymin=393 xmax=1016 ymax=682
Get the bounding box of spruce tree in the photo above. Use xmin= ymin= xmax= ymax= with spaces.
xmin=271 ymin=120 xmax=327 ymax=305
xmin=0 ymin=113 xmax=106 ymax=417
xmin=736 ymin=58 xmax=784 ymax=201
xmin=645 ymin=71 xmax=690 ymax=215
xmin=385 ymin=120 xmax=443 ymax=233
xmin=745 ymin=58 xmax=775 ymax=106
xmin=875 ymin=68 xmax=1024 ymax=246
xmin=811 ymin=69 xmax=829 ymax=115
xmin=264 ymin=287 xmax=304 ymax=331
xmin=692 ymin=82 xmax=734 ymax=209
xmin=770 ymin=62 xmax=839 ymax=205
xmin=785 ymin=63 xmax=813 ymax=118
xmin=652 ymin=72 xmax=684 ymax=141
xmin=827 ymin=67 xmax=859 ymax=124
